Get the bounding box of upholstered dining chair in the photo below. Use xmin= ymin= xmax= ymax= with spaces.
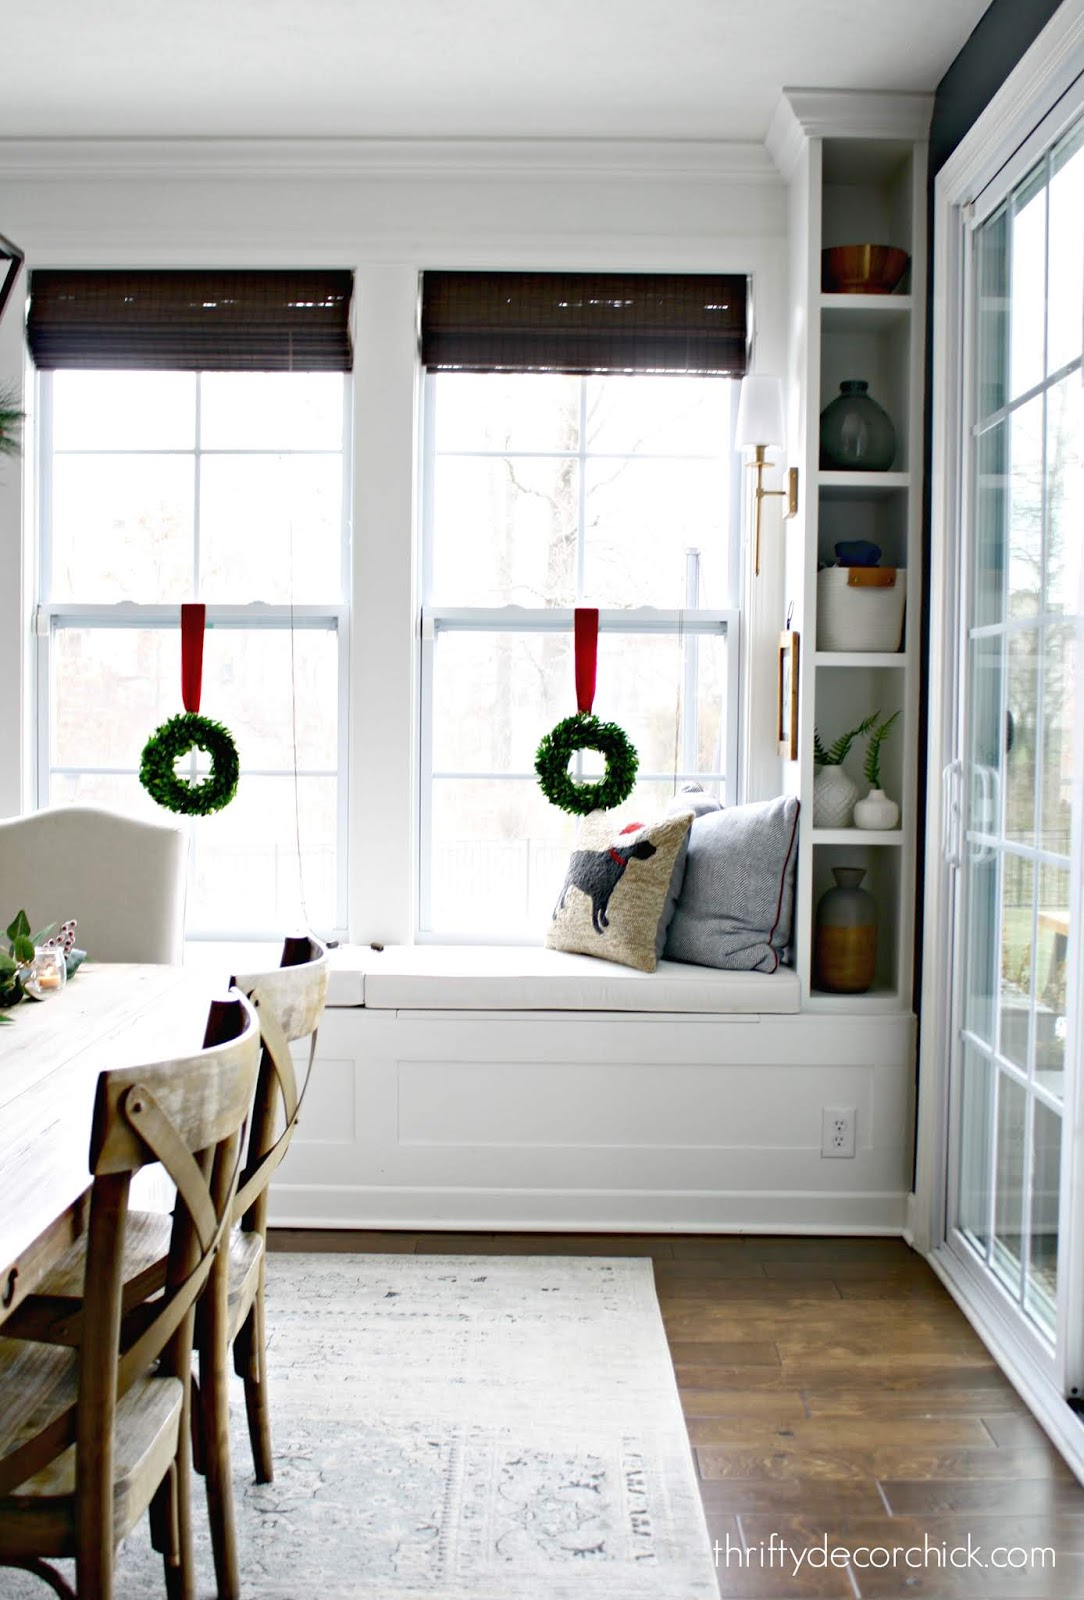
xmin=0 ymin=807 xmax=187 ymax=963
xmin=0 ymin=990 xmax=261 ymax=1600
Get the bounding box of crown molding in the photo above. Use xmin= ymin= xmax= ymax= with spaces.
xmin=0 ymin=136 xmax=778 ymax=185
xmin=765 ymin=99 xmax=807 ymax=182
xmin=766 ymin=88 xmax=934 ymax=179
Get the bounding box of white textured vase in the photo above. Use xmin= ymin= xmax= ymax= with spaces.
xmin=813 ymin=764 xmax=859 ymax=828
xmin=853 ymin=787 xmax=900 ymax=830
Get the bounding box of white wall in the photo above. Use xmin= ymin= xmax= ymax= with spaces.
xmin=0 ymin=138 xmax=789 ymax=939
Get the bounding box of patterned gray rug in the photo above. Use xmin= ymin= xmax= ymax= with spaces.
xmin=7 ymin=1254 xmax=718 ymax=1599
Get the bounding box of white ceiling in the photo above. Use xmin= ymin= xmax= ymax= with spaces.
xmin=2 ymin=0 xmax=990 ymax=142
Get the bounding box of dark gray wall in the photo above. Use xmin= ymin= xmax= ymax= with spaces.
xmin=930 ymin=0 xmax=1064 ymax=175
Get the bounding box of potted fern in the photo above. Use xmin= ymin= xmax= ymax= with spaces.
xmin=812 ymin=711 xmax=879 ymax=827
xmin=854 ymin=710 xmax=901 ymax=830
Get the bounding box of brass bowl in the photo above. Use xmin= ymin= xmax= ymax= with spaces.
xmin=822 ymin=245 xmax=909 ymax=295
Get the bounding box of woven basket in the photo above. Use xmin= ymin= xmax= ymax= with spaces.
xmin=817 ymin=566 xmax=906 ymax=652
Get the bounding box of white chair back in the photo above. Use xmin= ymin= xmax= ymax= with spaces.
xmin=0 ymin=806 xmax=187 ymax=962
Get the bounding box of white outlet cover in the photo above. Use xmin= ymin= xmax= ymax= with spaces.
xmin=821 ymin=1106 xmax=856 ymax=1159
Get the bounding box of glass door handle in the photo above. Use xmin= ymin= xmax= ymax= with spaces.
xmin=942 ymin=758 xmax=964 ymax=867
xmin=969 ymin=762 xmax=999 ymax=863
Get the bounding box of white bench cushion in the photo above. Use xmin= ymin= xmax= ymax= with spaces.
xmin=327 ymin=943 xmax=800 ymax=1013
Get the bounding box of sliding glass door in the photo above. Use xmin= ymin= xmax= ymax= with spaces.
xmin=948 ymin=109 xmax=1083 ymax=1372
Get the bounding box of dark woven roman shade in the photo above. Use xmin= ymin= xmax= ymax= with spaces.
xmin=26 ymin=270 xmax=353 ymax=371
xmin=421 ymin=271 xmax=747 ymax=376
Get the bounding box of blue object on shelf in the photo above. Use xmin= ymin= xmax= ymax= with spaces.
xmin=834 ymin=540 xmax=882 ymax=566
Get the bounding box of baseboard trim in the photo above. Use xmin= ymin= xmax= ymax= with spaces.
xmin=270 ymin=1184 xmax=910 ymax=1235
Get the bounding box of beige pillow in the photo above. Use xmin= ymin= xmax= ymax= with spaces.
xmin=546 ymin=810 xmax=693 ymax=973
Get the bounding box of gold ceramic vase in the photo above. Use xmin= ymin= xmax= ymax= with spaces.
xmin=814 ymin=866 xmax=877 ymax=992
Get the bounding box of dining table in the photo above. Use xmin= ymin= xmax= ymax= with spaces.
xmin=0 ymin=962 xmax=225 ymax=1330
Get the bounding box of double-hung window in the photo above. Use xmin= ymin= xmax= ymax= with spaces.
xmin=418 ymin=271 xmax=747 ymax=937
xmin=30 ymin=271 xmax=352 ymax=938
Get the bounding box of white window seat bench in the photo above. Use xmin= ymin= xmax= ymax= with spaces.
xmin=320 ymin=942 xmax=802 ymax=1014
xmin=189 ymin=942 xmax=914 ymax=1236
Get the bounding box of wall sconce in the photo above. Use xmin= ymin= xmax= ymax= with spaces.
xmin=735 ymin=374 xmax=799 ymax=577
xmin=0 ymin=233 xmax=25 ymax=324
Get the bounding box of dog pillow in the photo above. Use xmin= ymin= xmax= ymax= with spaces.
xmin=546 ymin=809 xmax=693 ymax=973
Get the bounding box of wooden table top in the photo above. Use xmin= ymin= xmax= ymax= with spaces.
xmin=0 ymin=963 xmax=223 ymax=1283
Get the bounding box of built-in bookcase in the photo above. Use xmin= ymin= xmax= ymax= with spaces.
xmin=768 ymin=91 xmax=931 ymax=1014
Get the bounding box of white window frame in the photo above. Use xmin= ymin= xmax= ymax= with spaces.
xmin=914 ymin=0 xmax=1084 ymax=1481
xmin=33 ymin=367 xmax=353 ymax=941
xmin=416 ymin=367 xmax=742 ymax=941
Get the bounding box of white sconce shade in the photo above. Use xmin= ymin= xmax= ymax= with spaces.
xmin=736 ymin=374 xmax=785 ymax=450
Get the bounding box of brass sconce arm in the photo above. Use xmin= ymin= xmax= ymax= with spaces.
xmin=748 ymin=447 xmax=799 ymax=577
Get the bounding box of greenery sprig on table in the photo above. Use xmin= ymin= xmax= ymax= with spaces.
xmin=0 ymin=911 xmax=86 ymax=1021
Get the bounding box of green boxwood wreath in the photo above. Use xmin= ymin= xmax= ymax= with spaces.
xmin=139 ymin=712 xmax=240 ymax=817
xmin=535 ymin=712 xmax=639 ymax=816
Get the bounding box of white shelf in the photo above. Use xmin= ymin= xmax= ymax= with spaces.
xmin=818 ymin=471 xmax=911 ymax=496
xmin=811 ymin=828 xmax=904 ymax=846
xmin=820 ymin=294 xmax=912 ymax=332
xmin=818 ymin=652 xmax=914 ymax=672
xmin=788 ymin=107 xmax=925 ymax=1023
xmin=814 ymin=651 xmax=908 ymax=668
xmin=805 ymin=986 xmax=908 ymax=1015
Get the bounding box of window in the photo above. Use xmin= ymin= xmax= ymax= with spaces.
xmin=420 ymin=369 xmax=740 ymax=936
xmin=36 ymin=367 xmax=350 ymax=937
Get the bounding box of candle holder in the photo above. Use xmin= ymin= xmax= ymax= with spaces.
xmin=22 ymin=945 xmax=67 ymax=999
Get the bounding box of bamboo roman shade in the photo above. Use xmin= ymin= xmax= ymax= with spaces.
xmin=26 ymin=269 xmax=354 ymax=371
xmin=421 ymin=271 xmax=748 ymax=376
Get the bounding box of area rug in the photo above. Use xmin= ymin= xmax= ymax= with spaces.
xmin=6 ymin=1254 xmax=718 ymax=1600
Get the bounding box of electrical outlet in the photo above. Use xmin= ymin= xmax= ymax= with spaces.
xmin=821 ymin=1106 xmax=856 ymax=1159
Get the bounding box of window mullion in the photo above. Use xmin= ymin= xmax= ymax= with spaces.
xmin=37 ymin=371 xmax=55 ymax=807
xmin=340 ymin=372 xmax=353 ymax=606
xmin=422 ymin=604 xmax=735 ymax=634
xmin=681 ymin=550 xmax=701 ymax=776
xmin=574 ymin=377 xmax=588 ymax=780
xmin=41 ymin=602 xmax=344 ymax=626
xmin=575 ymin=376 xmax=588 ymax=605
xmin=187 ymin=375 xmax=202 ymax=797
xmin=193 ymin=373 xmax=202 ymax=596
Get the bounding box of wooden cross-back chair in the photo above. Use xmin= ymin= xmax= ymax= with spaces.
xmin=192 ymin=934 xmax=328 ymax=1600
xmin=0 ymin=992 xmax=260 ymax=1600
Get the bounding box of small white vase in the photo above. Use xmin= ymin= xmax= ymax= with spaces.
xmin=853 ymin=788 xmax=900 ymax=831
xmin=813 ymin=764 xmax=859 ymax=828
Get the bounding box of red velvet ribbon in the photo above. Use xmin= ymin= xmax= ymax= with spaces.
xmin=181 ymin=603 xmax=206 ymax=714
xmin=574 ymin=607 xmax=599 ymax=715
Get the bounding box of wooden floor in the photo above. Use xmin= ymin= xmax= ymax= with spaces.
xmin=268 ymin=1229 xmax=1084 ymax=1598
